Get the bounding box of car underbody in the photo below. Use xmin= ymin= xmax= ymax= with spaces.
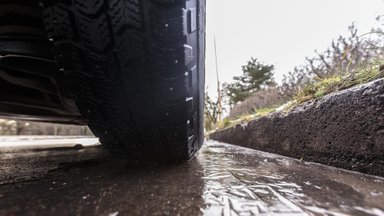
xmin=0 ymin=1 xmax=83 ymax=124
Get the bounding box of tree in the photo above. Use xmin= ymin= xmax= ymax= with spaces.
xmin=223 ymin=58 xmax=275 ymax=106
xmin=205 ymin=92 xmax=222 ymax=130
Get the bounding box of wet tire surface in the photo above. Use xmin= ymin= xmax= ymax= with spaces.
xmin=41 ymin=0 xmax=205 ymax=161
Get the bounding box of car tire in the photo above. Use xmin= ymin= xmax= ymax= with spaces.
xmin=41 ymin=0 xmax=205 ymax=162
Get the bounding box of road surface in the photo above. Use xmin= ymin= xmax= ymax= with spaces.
xmin=0 ymin=137 xmax=383 ymax=215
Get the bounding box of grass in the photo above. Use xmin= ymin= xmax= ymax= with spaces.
xmin=214 ymin=59 xmax=384 ymax=131
xmin=294 ymin=59 xmax=384 ymax=103
xmin=216 ymin=107 xmax=277 ymax=130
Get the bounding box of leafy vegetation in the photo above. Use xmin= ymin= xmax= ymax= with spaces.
xmin=295 ymin=59 xmax=384 ymax=103
xmin=215 ymin=107 xmax=277 ymax=130
xmin=223 ymin=58 xmax=276 ymax=107
xmin=227 ymin=87 xmax=284 ymax=119
xmin=205 ymin=92 xmax=223 ymax=131
xmin=212 ymin=60 xmax=384 ymax=131
xmin=205 ymin=19 xmax=384 ymax=132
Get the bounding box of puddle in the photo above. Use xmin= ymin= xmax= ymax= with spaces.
xmin=199 ymin=141 xmax=384 ymax=216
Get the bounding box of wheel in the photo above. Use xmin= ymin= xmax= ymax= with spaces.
xmin=41 ymin=0 xmax=205 ymax=162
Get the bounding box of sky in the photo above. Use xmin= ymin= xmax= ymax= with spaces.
xmin=205 ymin=0 xmax=384 ymax=97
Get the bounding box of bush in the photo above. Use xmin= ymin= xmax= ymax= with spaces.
xmin=228 ymin=87 xmax=284 ymax=119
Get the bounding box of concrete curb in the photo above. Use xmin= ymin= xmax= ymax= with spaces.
xmin=210 ymin=78 xmax=384 ymax=177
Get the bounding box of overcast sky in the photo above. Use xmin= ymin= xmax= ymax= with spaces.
xmin=205 ymin=0 xmax=384 ymax=97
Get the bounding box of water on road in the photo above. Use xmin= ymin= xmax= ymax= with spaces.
xmin=0 ymin=138 xmax=383 ymax=215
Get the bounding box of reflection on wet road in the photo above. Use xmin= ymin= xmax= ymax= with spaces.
xmin=201 ymin=142 xmax=384 ymax=216
xmin=0 ymin=139 xmax=383 ymax=216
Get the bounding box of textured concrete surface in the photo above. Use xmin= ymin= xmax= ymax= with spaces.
xmin=210 ymin=79 xmax=384 ymax=177
xmin=0 ymin=138 xmax=383 ymax=215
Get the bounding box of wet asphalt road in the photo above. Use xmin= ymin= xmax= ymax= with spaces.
xmin=0 ymin=138 xmax=383 ymax=216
